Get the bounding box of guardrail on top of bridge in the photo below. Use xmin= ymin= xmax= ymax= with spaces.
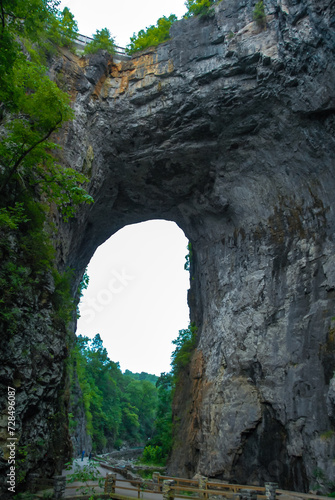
xmin=74 ymin=33 xmax=130 ymax=60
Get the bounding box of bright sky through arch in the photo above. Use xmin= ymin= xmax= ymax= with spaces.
xmin=59 ymin=0 xmax=187 ymax=48
xmin=77 ymin=221 xmax=190 ymax=376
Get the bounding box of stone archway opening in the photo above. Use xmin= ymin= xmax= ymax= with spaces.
xmin=76 ymin=219 xmax=190 ymax=375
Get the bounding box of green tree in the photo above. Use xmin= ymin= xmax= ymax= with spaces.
xmin=0 ymin=0 xmax=92 ymax=218
xmin=66 ymin=459 xmax=104 ymax=497
xmin=184 ymin=0 xmax=216 ymax=18
xmin=141 ymin=373 xmax=173 ymax=465
xmin=71 ymin=335 xmax=159 ymax=451
xmin=58 ymin=7 xmax=79 ymax=46
xmin=184 ymin=242 xmax=193 ymax=271
xmin=84 ymin=28 xmax=115 ymax=55
xmin=73 ymin=335 xmax=124 ymax=450
xmin=253 ymin=1 xmax=266 ymax=28
xmin=124 ymin=370 xmax=158 ymax=385
xmin=171 ymin=323 xmax=198 ymax=375
xmin=46 ymin=6 xmax=79 ymax=48
xmin=126 ymin=15 xmax=177 ymax=55
xmin=0 ymin=0 xmax=93 ymax=335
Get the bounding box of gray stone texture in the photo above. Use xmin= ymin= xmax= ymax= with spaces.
xmin=1 ymin=0 xmax=335 ymax=495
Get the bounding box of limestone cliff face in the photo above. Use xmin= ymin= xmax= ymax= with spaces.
xmin=56 ymin=0 xmax=335 ymax=490
xmin=1 ymin=0 xmax=335 ymax=495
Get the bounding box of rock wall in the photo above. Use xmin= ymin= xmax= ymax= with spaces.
xmin=1 ymin=0 xmax=335 ymax=495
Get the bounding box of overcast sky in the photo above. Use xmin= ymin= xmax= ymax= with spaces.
xmin=59 ymin=0 xmax=187 ymax=48
xmin=77 ymin=220 xmax=190 ymax=376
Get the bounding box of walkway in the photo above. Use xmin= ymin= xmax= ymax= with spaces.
xmin=62 ymin=458 xmax=163 ymax=499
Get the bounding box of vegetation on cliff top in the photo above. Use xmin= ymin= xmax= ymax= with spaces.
xmin=184 ymin=0 xmax=216 ymax=19
xmin=126 ymin=0 xmax=217 ymax=54
xmin=126 ymin=15 xmax=177 ymax=55
xmin=83 ymin=28 xmax=116 ymax=55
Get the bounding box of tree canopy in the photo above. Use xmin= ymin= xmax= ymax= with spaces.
xmin=126 ymin=15 xmax=177 ymax=55
xmin=0 ymin=0 xmax=92 ymax=334
xmin=184 ymin=0 xmax=216 ymax=18
xmin=84 ymin=28 xmax=115 ymax=55
xmin=71 ymin=334 xmax=159 ymax=451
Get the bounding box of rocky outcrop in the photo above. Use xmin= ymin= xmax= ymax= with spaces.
xmin=1 ymin=0 xmax=335 ymax=495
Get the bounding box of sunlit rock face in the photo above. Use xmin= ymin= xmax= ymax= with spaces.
xmin=1 ymin=0 xmax=334 ymax=496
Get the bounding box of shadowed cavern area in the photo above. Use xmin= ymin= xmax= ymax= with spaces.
xmin=1 ymin=0 xmax=335 ymax=496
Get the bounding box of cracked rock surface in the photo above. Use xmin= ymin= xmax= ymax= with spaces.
xmin=1 ymin=0 xmax=335 ymax=495
xmin=50 ymin=0 xmax=335 ymax=491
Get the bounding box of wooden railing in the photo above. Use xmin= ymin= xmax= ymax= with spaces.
xmin=101 ymin=472 xmax=333 ymax=500
xmin=29 ymin=469 xmax=334 ymax=500
xmin=154 ymin=474 xmax=267 ymax=500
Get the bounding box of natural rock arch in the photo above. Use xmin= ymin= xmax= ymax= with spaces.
xmin=1 ymin=0 xmax=335 ymax=495
xmin=57 ymin=0 xmax=335 ymax=491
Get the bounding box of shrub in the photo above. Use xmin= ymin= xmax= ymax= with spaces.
xmin=184 ymin=242 xmax=193 ymax=271
xmin=84 ymin=28 xmax=115 ymax=55
xmin=171 ymin=323 xmax=198 ymax=375
xmin=253 ymin=1 xmax=266 ymax=28
xmin=126 ymin=15 xmax=177 ymax=55
xmin=142 ymin=445 xmax=164 ymax=465
xmin=184 ymin=0 xmax=216 ymax=19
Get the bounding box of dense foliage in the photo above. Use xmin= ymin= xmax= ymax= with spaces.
xmin=84 ymin=28 xmax=115 ymax=55
xmin=140 ymin=325 xmax=198 ymax=464
xmin=124 ymin=370 xmax=158 ymax=385
xmin=71 ymin=334 xmax=159 ymax=452
xmin=126 ymin=15 xmax=177 ymax=55
xmin=171 ymin=323 xmax=198 ymax=375
xmin=184 ymin=0 xmax=216 ymax=19
xmin=141 ymin=373 xmax=173 ymax=465
xmin=0 ymin=0 xmax=93 ymax=334
xmin=70 ymin=331 xmax=193 ymax=463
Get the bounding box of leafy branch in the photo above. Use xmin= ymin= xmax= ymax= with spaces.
xmin=0 ymin=114 xmax=62 ymax=195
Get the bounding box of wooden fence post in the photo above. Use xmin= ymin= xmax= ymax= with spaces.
xmin=53 ymin=475 xmax=66 ymax=499
xmin=198 ymin=475 xmax=208 ymax=499
xmin=163 ymin=479 xmax=175 ymax=500
xmin=153 ymin=472 xmax=160 ymax=492
xmin=265 ymin=482 xmax=278 ymax=500
xmin=105 ymin=472 xmax=116 ymax=494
